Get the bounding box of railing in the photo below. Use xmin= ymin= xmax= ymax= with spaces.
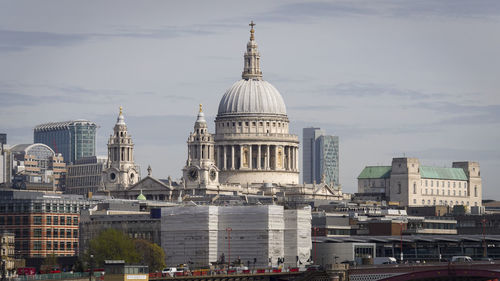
xmin=13 ymin=272 xmax=102 ymax=281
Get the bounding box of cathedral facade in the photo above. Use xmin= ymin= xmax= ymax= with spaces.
xmin=184 ymin=22 xmax=299 ymax=189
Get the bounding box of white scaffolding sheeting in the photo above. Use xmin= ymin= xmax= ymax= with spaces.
xmin=161 ymin=206 xmax=218 ymax=267
xmin=218 ymin=205 xmax=284 ymax=268
xmin=284 ymin=207 xmax=312 ymax=268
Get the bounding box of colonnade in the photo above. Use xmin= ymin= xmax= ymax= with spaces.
xmin=215 ymin=144 xmax=298 ymax=172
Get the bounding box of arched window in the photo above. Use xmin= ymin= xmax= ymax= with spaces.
xmin=398 ymin=183 xmax=401 ymax=194
xmin=413 ymin=183 xmax=417 ymax=194
xmin=474 ymin=186 xmax=478 ymax=197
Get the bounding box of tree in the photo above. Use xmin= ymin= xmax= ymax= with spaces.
xmin=89 ymin=229 xmax=141 ymax=267
xmin=41 ymin=254 xmax=58 ymax=272
xmin=134 ymin=239 xmax=166 ymax=272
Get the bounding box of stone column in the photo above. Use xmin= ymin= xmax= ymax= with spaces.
xmin=274 ymin=145 xmax=279 ymax=170
xmin=188 ymin=145 xmax=191 ymax=161
xmin=223 ymin=146 xmax=227 ymax=170
xmin=257 ymin=145 xmax=261 ymax=170
xmin=249 ymin=145 xmax=253 ymax=169
xmin=216 ymin=146 xmax=220 ymax=166
xmin=239 ymin=145 xmax=243 ymax=169
xmin=295 ymin=147 xmax=299 ymax=172
xmin=287 ymin=146 xmax=291 ymax=171
xmin=266 ymin=145 xmax=270 ymax=170
xmin=231 ymin=145 xmax=235 ymax=170
xmin=199 ymin=144 xmax=203 ymax=160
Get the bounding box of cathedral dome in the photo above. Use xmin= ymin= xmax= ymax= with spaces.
xmin=217 ymin=79 xmax=286 ymax=117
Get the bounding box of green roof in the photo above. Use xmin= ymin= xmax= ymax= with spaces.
xmin=137 ymin=192 xmax=146 ymax=200
xmin=358 ymin=166 xmax=392 ymax=179
xmin=420 ymin=166 xmax=467 ymax=181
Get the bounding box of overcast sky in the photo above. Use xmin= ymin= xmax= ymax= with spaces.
xmin=1 ymin=0 xmax=499 ymax=198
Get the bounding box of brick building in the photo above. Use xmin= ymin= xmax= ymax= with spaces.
xmin=0 ymin=190 xmax=90 ymax=258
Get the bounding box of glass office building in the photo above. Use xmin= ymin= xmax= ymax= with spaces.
xmin=34 ymin=120 xmax=97 ymax=164
xmin=303 ymin=127 xmax=339 ymax=186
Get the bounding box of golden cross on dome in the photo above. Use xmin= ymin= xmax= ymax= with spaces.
xmin=249 ymin=21 xmax=255 ymax=40
xmin=199 ymin=103 xmax=203 ymax=113
xmin=119 ymin=106 xmax=123 ymax=115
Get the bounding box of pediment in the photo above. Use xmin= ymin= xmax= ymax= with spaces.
xmin=127 ymin=176 xmax=173 ymax=191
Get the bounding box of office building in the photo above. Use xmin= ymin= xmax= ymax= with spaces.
xmin=34 ymin=120 xmax=97 ymax=164
xmin=0 ymin=133 xmax=6 ymax=146
xmin=9 ymin=143 xmax=66 ymax=191
xmin=302 ymin=128 xmax=340 ymax=186
xmin=66 ymin=156 xmax=107 ymax=195
xmin=357 ymin=157 xmax=482 ymax=208
xmin=0 ymin=190 xmax=91 ymax=258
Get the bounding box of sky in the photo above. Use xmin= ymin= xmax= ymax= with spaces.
xmin=1 ymin=0 xmax=499 ymax=198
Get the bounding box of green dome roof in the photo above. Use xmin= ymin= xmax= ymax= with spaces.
xmin=137 ymin=191 xmax=146 ymax=201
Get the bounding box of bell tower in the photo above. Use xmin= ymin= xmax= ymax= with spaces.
xmin=182 ymin=104 xmax=219 ymax=192
xmin=102 ymin=106 xmax=140 ymax=191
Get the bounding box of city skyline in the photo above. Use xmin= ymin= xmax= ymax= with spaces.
xmin=1 ymin=1 xmax=499 ymax=198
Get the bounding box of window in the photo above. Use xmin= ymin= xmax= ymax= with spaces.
xmin=46 ymin=229 xmax=52 ymax=238
xmin=73 ymin=217 xmax=78 ymax=225
xmin=60 ymin=242 xmax=65 ymax=250
xmin=34 ymin=216 xmax=42 ymax=225
xmin=47 ymin=216 xmax=52 ymax=225
xmin=34 ymin=229 xmax=42 ymax=238
xmin=66 ymin=242 xmax=72 ymax=250
xmin=425 ymin=180 xmax=428 ymax=187
xmin=73 ymin=229 xmax=78 ymax=238
xmin=431 ymin=181 xmax=434 ymax=187
xmin=67 ymin=217 xmax=72 ymax=225
xmin=60 ymin=216 xmax=65 ymax=225
xmin=66 ymin=229 xmax=71 ymax=238
xmin=474 ymin=186 xmax=478 ymax=197
xmin=422 ymin=199 xmax=425 ymax=205
xmin=54 ymin=216 xmax=58 ymax=225
xmin=53 ymin=229 xmax=58 ymax=237
xmin=413 ymin=199 xmax=416 ymax=204
xmin=459 ymin=190 xmax=462 ymax=196
xmin=464 ymin=182 xmax=467 ymax=188
xmin=47 ymin=241 xmax=52 ymax=250
xmin=413 ymin=183 xmax=417 ymax=194
xmin=34 ymin=241 xmax=42 ymax=250
xmin=398 ymin=183 xmax=401 ymax=194
xmin=453 ymin=182 xmax=456 ymax=188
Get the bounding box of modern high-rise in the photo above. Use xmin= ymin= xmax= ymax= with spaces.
xmin=302 ymin=128 xmax=340 ymax=185
xmin=34 ymin=120 xmax=97 ymax=164
xmin=0 ymin=133 xmax=6 ymax=145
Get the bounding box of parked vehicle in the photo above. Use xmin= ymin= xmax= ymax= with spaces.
xmin=373 ymin=257 xmax=397 ymax=265
xmin=451 ymin=256 xmax=473 ymax=263
xmin=161 ymin=267 xmax=178 ymax=277
xmin=17 ymin=267 xmax=36 ymax=275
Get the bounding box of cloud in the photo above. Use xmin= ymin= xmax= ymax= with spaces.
xmin=289 ymin=105 xmax=343 ymax=111
xmin=0 ymin=24 xmax=221 ymax=53
xmin=258 ymin=0 xmax=500 ymax=23
xmin=0 ymin=29 xmax=89 ymax=52
xmin=408 ymin=147 xmax=500 ymax=162
xmin=414 ymin=101 xmax=500 ymax=125
xmin=316 ymin=81 xmax=446 ymax=100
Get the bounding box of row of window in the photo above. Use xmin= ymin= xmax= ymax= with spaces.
xmin=0 ymin=215 xmax=78 ymax=226
xmin=424 ymin=180 xmax=467 ymax=188
xmin=10 ymin=228 xmax=78 ymax=238
xmin=28 ymin=241 xmax=78 ymax=251
xmin=412 ymin=183 xmax=478 ymax=197
xmin=0 ymin=203 xmax=81 ymax=214
xmin=412 ymin=198 xmax=478 ymax=207
xmin=218 ymin=121 xmax=287 ymax=128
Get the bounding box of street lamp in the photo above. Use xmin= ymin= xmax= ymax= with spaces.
xmin=481 ymin=218 xmax=487 ymax=257
xmin=89 ymin=254 xmax=94 ymax=281
xmin=399 ymin=222 xmax=405 ymax=262
xmin=226 ymin=228 xmax=232 ymax=270
xmin=313 ymin=227 xmax=319 ymax=265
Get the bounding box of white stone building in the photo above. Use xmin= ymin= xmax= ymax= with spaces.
xmin=357 ymin=157 xmax=482 ymax=208
xmin=160 ymin=205 xmax=311 ymax=269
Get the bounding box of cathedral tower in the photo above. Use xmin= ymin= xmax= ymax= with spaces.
xmin=183 ymin=105 xmax=219 ymax=192
xmin=102 ymin=107 xmax=140 ymax=190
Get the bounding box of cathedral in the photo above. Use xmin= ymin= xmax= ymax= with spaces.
xmin=98 ymin=22 xmax=344 ymax=202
